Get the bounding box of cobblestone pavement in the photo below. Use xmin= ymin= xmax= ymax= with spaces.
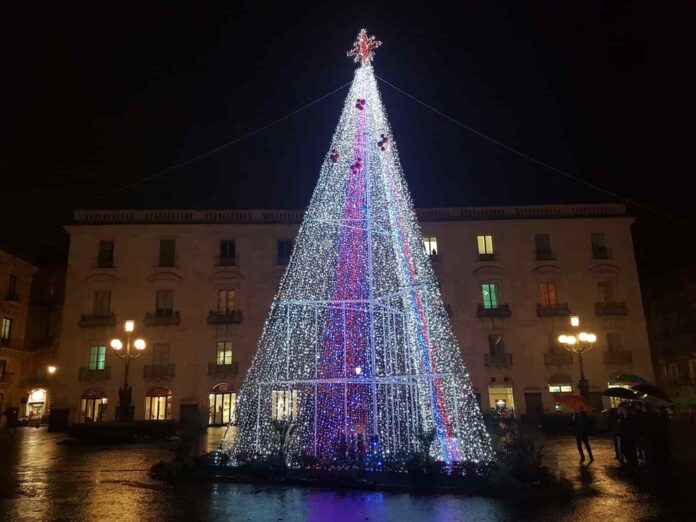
xmin=0 ymin=427 xmax=694 ymax=521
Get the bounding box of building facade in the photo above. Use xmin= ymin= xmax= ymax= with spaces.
xmin=55 ymin=204 xmax=654 ymax=425
xmin=0 ymin=249 xmax=37 ymax=417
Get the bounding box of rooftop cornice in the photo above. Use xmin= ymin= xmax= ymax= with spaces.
xmin=71 ymin=203 xmax=628 ymax=226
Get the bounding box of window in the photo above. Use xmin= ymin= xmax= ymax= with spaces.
xmin=668 ymin=363 xmax=678 ymax=381
xmin=539 ymin=282 xmax=558 ymax=306
xmin=548 ymin=384 xmax=573 ymax=393
xmin=1 ymin=318 xmax=12 ymax=345
xmin=423 ymin=236 xmax=439 ymax=257
xmin=219 ymin=240 xmax=236 ymax=264
xmin=155 ymin=290 xmax=174 ymax=316
xmin=271 ymin=389 xmax=298 ymax=420
xmin=216 ymin=341 xmax=233 ymax=365
xmin=93 ymin=290 xmax=111 ymax=315
xmin=534 ymin=234 xmax=553 ymax=259
xmin=80 ymin=397 xmax=107 ymax=423
xmin=606 ymin=333 xmax=623 ymax=353
xmin=477 ymin=235 xmax=494 ymax=255
xmin=88 ymin=345 xmax=106 ymax=370
xmin=0 ymin=359 xmax=6 ymax=380
xmin=152 ymin=343 xmax=170 ymax=365
xmin=481 ymin=283 xmax=499 ymax=309
xmin=159 ymin=239 xmax=176 ymax=266
xmin=209 ymin=390 xmax=237 ymax=425
xmin=488 ymin=334 xmax=505 ymax=356
xmin=217 ymin=289 xmax=236 ymax=313
xmin=7 ymin=275 xmax=17 ymax=297
xmin=97 ymin=240 xmax=115 ymax=267
xmin=145 ymin=389 xmax=172 ymax=421
xmin=597 ymin=280 xmax=615 ymax=303
xmin=277 ymin=239 xmax=293 ymax=261
xmin=591 ymin=233 xmax=608 ymax=258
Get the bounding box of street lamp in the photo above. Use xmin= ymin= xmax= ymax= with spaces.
xmin=111 ymin=320 xmax=146 ymax=422
xmin=46 ymin=365 xmax=57 ymax=375
xmin=558 ymin=316 xmax=597 ymax=398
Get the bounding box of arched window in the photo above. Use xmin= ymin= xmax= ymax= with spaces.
xmin=209 ymin=383 xmax=236 ymax=425
xmin=80 ymin=389 xmax=107 ymax=423
xmin=145 ymin=386 xmax=172 ymax=421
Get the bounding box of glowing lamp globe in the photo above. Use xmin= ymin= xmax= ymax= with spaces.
xmin=110 ymin=339 xmax=123 ymax=350
xmin=134 ymin=339 xmax=146 ymax=351
xmin=124 ymin=320 xmax=135 ymax=332
xmin=47 ymin=365 xmax=57 ymax=375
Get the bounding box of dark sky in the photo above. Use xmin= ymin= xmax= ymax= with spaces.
xmin=2 ymin=2 xmax=694 ymax=276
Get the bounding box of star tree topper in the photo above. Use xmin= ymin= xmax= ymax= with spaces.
xmin=347 ymin=29 xmax=382 ymax=65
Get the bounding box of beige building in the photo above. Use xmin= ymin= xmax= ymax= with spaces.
xmin=54 ymin=204 xmax=654 ymax=425
xmin=0 ymin=249 xmax=37 ymax=418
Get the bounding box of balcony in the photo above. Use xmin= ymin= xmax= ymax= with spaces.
xmin=536 ymin=303 xmax=571 ymax=317
xmin=477 ymin=253 xmax=497 ymax=262
xmin=429 ymin=253 xmax=441 ymax=263
xmin=208 ymin=361 xmax=240 ymax=376
xmin=216 ymin=255 xmax=237 ymax=267
xmin=484 ymin=353 xmax=513 ymax=367
xmin=591 ymin=247 xmax=612 ymax=260
xmin=3 ymin=293 xmax=19 ymax=303
xmin=79 ymin=313 xmax=116 ymax=328
xmin=544 ymin=351 xmax=573 ymax=366
xmin=144 ymin=311 xmax=181 ymax=326
xmin=144 ymin=363 xmax=176 ymax=379
xmin=156 ymin=255 xmax=177 ymax=268
xmin=603 ymin=350 xmax=633 ymax=365
xmin=92 ymin=256 xmax=116 ymax=269
xmin=534 ymin=249 xmax=556 ymax=261
xmin=79 ymin=366 xmax=111 ymax=381
xmin=276 ymin=255 xmax=290 ymax=266
xmin=595 ymin=302 xmax=628 ymax=316
xmin=477 ymin=304 xmax=511 ymax=319
xmin=207 ymin=310 xmax=243 ymax=325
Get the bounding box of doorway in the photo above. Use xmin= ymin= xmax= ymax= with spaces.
xmin=524 ymin=392 xmax=544 ymax=418
xmin=209 ymin=383 xmax=236 ymax=425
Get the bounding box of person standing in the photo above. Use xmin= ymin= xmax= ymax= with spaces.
xmin=572 ymin=406 xmax=594 ymax=463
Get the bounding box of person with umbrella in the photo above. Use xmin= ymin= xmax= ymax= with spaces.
xmin=572 ymin=405 xmax=594 ymax=463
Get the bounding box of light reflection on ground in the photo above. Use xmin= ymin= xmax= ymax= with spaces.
xmin=0 ymin=427 xmax=692 ymax=521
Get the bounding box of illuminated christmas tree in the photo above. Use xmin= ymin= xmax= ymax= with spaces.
xmin=229 ymin=30 xmax=492 ymax=466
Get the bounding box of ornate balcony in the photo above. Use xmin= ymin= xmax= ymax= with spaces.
xmin=207 ymin=310 xmax=243 ymax=325
xmin=208 ymin=362 xmax=240 ymax=376
xmin=544 ymin=351 xmax=573 ymax=366
xmin=92 ymin=256 xmax=116 ymax=269
xmin=79 ymin=313 xmax=116 ymax=328
xmin=477 ymin=304 xmax=511 ymax=319
xmin=603 ymin=350 xmax=633 ymax=365
xmin=477 ymin=253 xmax=497 ymax=262
xmin=595 ymin=302 xmax=628 ymax=316
xmin=3 ymin=293 xmax=19 ymax=303
xmin=484 ymin=353 xmax=513 ymax=367
xmin=79 ymin=366 xmax=111 ymax=381
xmin=156 ymin=255 xmax=177 ymax=268
xmin=144 ymin=363 xmax=176 ymax=379
xmin=216 ymin=255 xmax=237 ymax=267
xmin=591 ymin=247 xmax=611 ymax=260
xmin=536 ymin=303 xmax=571 ymax=317
xmin=144 ymin=311 xmax=181 ymax=326
xmin=534 ymin=249 xmax=556 ymax=261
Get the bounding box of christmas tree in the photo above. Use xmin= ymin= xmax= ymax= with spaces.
xmin=229 ymin=30 xmax=492 ymax=466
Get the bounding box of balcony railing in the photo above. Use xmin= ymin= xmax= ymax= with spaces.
xmin=156 ymin=255 xmax=177 ymax=268
xmin=477 ymin=253 xmax=497 ymax=262
xmin=544 ymin=351 xmax=573 ymax=366
xmin=79 ymin=313 xmax=116 ymax=328
xmin=79 ymin=366 xmax=111 ymax=381
xmin=484 ymin=353 xmax=513 ymax=367
xmin=3 ymin=293 xmax=19 ymax=303
xmin=534 ymin=249 xmax=556 ymax=261
xmin=595 ymin=302 xmax=628 ymax=316
xmin=144 ymin=311 xmax=181 ymax=326
xmin=92 ymin=256 xmax=116 ymax=269
xmin=144 ymin=363 xmax=176 ymax=379
xmin=603 ymin=350 xmax=633 ymax=365
xmin=591 ymin=247 xmax=612 ymax=260
xmin=477 ymin=304 xmax=511 ymax=318
xmin=536 ymin=303 xmax=571 ymax=317
xmin=216 ymin=255 xmax=237 ymax=267
xmin=207 ymin=310 xmax=243 ymax=325
xmin=276 ymin=255 xmax=290 ymax=266
xmin=208 ymin=361 xmax=240 ymax=376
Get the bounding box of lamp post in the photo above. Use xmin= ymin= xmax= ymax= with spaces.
xmin=558 ymin=315 xmax=597 ymax=398
xmin=110 ymin=320 xmax=146 ymax=422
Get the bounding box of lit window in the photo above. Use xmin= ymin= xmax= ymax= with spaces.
xmin=80 ymin=397 xmax=107 ymax=423
xmin=477 ymin=235 xmax=494 ymax=255
xmin=217 ymin=289 xmax=236 ymax=313
xmin=216 ymin=341 xmax=233 ymax=365
xmin=539 ymin=282 xmax=558 ymax=306
xmin=481 ymin=283 xmax=499 ymax=309
xmin=423 ymin=236 xmax=438 ymax=256
xmin=145 ymin=389 xmax=172 ymax=421
xmin=1 ymin=317 xmax=12 ymax=344
xmin=88 ymin=345 xmax=106 ymax=370
xmin=548 ymin=384 xmax=573 ymax=393
xmin=271 ymin=390 xmax=298 ymax=420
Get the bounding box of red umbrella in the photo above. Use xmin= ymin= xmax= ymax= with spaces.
xmin=555 ymin=394 xmax=594 ymax=412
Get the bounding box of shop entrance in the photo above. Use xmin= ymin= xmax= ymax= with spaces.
xmin=80 ymin=389 xmax=108 ymax=423
xmin=209 ymin=383 xmax=236 ymax=425
xmin=26 ymin=388 xmax=47 ymax=421
xmin=488 ymin=385 xmax=515 ymax=414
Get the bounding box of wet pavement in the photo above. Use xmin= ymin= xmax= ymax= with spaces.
xmin=0 ymin=427 xmax=694 ymax=521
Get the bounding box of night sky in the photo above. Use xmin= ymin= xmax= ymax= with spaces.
xmin=2 ymin=2 xmax=694 ymax=277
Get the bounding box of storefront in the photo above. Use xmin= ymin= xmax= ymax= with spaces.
xmin=548 ymin=372 xmax=573 ymax=411
xmin=144 ymin=386 xmax=172 ymax=421
xmin=25 ymin=388 xmax=47 ymax=420
xmin=80 ymin=388 xmax=108 ymax=423
xmin=488 ymin=385 xmax=515 ymax=413
xmin=209 ymin=383 xmax=236 ymax=426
